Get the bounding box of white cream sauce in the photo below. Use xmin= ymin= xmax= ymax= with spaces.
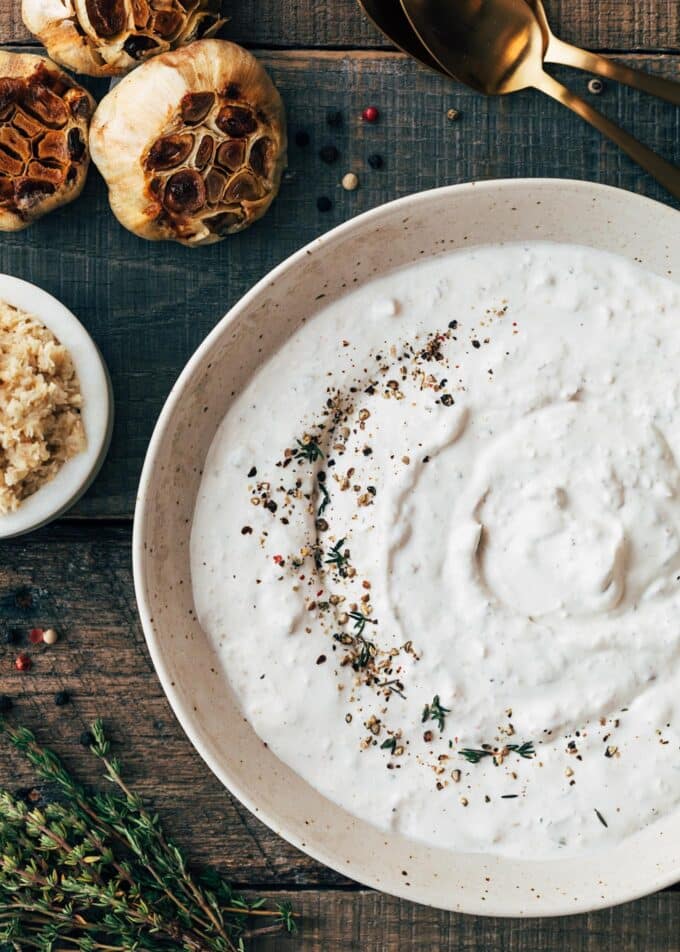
xmin=191 ymin=242 xmax=680 ymax=859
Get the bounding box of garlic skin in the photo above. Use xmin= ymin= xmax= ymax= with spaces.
xmin=0 ymin=53 xmax=95 ymax=232
xmin=90 ymin=40 xmax=287 ymax=246
xmin=22 ymin=0 xmax=224 ymax=77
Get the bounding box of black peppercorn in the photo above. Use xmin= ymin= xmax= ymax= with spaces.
xmin=0 ymin=695 xmax=13 ymax=714
xmin=294 ymin=129 xmax=310 ymax=147
xmin=319 ymin=144 xmax=339 ymax=164
xmin=55 ymin=690 xmax=70 ymax=707
xmin=80 ymin=730 xmax=95 ymax=747
xmin=3 ymin=628 xmax=20 ymax=645
xmin=367 ymin=153 xmax=384 ymax=170
xmin=317 ymin=196 xmax=333 ymax=212
xmin=326 ymin=110 xmax=343 ymax=128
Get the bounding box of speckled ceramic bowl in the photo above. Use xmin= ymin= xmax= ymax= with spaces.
xmin=133 ymin=180 xmax=680 ymax=917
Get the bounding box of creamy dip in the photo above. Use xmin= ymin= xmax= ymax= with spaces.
xmin=191 ymin=242 xmax=680 ymax=859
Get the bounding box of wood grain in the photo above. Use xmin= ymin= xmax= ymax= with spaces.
xmin=2 ymin=0 xmax=679 ymax=51
xmin=0 ymin=50 xmax=676 ymax=519
xmin=247 ymin=889 xmax=680 ymax=951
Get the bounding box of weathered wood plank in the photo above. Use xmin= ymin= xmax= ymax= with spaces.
xmin=0 ymin=525 xmax=349 ymax=886
xmin=0 ymin=51 xmax=677 ymax=518
xmin=2 ymin=0 xmax=679 ymax=51
xmin=247 ymin=889 xmax=680 ymax=951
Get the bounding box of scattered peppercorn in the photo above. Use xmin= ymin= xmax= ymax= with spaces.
xmin=54 ymin=690 xmax=70 ymax=707
xmin=446 ymin=107 xmax=460 ymax=121
xmin=80 ymin=730 xmax=95 ymax=748
xmin=28 ymin=628 xmax=44 ymax=644
xmin=14 ymin=587 xmax=33 ymax=611
xmin=367 ymin=153 xmax=384 ymax=170
xmin=362 ymin=106 xmax=379 ymax=123
xmin=326 ymin=110 xmax=343 ymax=128
xmin=316 ymin=654 xmax=327 ymax=665
xmin=587 ymin=77 xmax=604 ymax=94
xmin=319 ymin=144 xmax=339 ymax=164
xmin=317 ymin=196 xmax=333 ymax=212
xmin=0 ymin=695 xmax=13 ymax=713
xmin=294 ymin=129 xmax=310 ymax=147
xmin=441 ymin=394 xmax=455 ymax=406
xmin=472 ymin=339 xmax=481 ymax=349
xmin=342 ymin=172 xmax=359 ymax=191
xmin=3 ymin=628 xmax=20 ymax=645
xmin=43 ymin=628 xmax=58 ymax=646
xmin=247 ymin=466 xmax=257 ymax=477
xmin=15 ymin=653 xmax=32 ymax=672
xmin=241 ymin=526 xmax=253 ymax=535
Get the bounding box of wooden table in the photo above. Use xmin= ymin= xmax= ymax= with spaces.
xmin=0 ymin=2 xmax=678 ymax=948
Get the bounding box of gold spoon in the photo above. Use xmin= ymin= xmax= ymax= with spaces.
xmin=400 ymin=0 xmax=680 ymax=200
xmin=358 ymin=0 xmax=680 ymax=106
xmin=529 ymin=0 xmax=680 ymax=106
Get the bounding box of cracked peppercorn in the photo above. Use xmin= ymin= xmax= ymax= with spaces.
xmin=319 ymin=144 xmax=339 ymax=164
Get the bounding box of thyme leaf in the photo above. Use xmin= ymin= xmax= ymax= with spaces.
xmin=458 ymin=741 xmax=535 ymax=765
xmin=421 ymin=695 xmax=450 ymax=732
xmin=325 ymin=538 xmax=348 ymax=571
xmin=348 ymin=610 xmax=375 ymax=637
xmin=294 ymin=438 xmax=324 ymax=463
xmin=317 ymin=478 xmax=331 ymax=516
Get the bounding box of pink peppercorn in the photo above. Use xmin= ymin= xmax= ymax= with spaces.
xmin=15 ymin=653 xmax=32 ymax=672
xmin=362 ymin=106 xmax=379 ymax=123
xmin=29 ymin=628 xmax=44 ymax=644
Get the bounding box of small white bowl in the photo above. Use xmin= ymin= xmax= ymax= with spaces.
xmin=0 ymin=275 xmax=113 ymax=538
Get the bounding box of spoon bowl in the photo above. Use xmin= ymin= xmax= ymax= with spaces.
xmin=357 ymin=0 xmax=444 ymax=73
xmin=401 ymin=0 xmax=546 ymax=93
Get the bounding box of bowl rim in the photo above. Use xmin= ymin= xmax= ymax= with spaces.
xmin=133 ymin=178 xmax=680 ymax=917
xmin=0 ymin=274 xmax=114 ymax=539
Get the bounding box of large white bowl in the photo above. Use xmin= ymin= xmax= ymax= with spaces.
xmin=133 ymin=180 xmax=680 ymax=917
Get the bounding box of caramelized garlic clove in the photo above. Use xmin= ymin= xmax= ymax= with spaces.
xmin=0 ymin=52 xmax=94 ymax=231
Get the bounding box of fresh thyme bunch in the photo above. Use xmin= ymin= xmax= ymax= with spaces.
xmin=0 ymin=719 xmax=296 ymax=951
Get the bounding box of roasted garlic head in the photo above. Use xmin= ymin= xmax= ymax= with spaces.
xmin=90 ymin=40 xmax=286 ymax=246
xmin=0 ymin=53 xmax=94 ymax=232
xmin=22 ymin=0 xmax=224 ymax=77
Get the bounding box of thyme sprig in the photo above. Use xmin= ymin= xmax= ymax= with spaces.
xmin=421 ymin=696 xmax=450 ymax=732
xmin=317 ymin=478 xmax=330 ymax=516
xmin=294 ymin=438 xmax=324 ymax=463
xmin=348 ymin=611 xmax=375 ymax=638
xmin=0 ymin=718 xmax=297 ymax=951
xmin=459 ymin=741 xmax=535 ymax=765
xmin=325 ymin=538 xmax=349 ymax=572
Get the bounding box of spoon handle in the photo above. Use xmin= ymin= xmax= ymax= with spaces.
xmin=546 ymin=37 xmax=680 ymax=106
xmin=534 ymin=71 xmax=680 ymax=201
